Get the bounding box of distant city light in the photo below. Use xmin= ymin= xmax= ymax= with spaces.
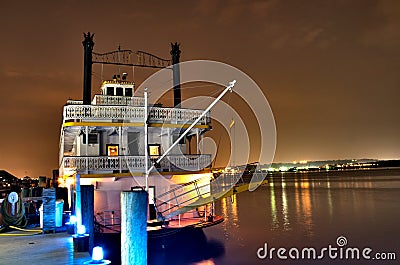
xmin=279 ymin=166 xmax=289 ymax=172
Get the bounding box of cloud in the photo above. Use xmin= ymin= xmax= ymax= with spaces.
xmin=3 ymin=68 xmax=75 ymax=81
xmin=4 ymin=70 xmax=23 ymax=78
xmin=196 ymin=0 xmax=219 ymax=15
xmin=196 ymin=0 xmax=278 ymax=25
xmin=250 ymin=0 xmax=278 ymax=18
xmin=263 ymin=24 xmax=334 ymax=49
xmin=302 ymin=27 xmax=324 ymax=45
xmin=360 ymin=0 xmax=400 ymax=47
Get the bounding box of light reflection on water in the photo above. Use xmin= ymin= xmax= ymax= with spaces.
xmin=281 ymin=180 xmax=290 ymax=231
xmin=191 ymin=169 xmax=400 ymax=265
xmin=195 ymin=260 xmax=215 ymax=265
xmin=269 ymin=182 xmax=278 ymax=230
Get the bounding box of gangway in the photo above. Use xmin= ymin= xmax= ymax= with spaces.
xmin=155 ymin=171 xmax=267 ymax=219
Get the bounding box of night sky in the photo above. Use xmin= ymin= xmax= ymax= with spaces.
xmin=0 ymin=0 xmax=399 ymax=178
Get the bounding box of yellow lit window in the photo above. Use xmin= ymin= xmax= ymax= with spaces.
xmin=107 ymin=145 xmax=119 ymax=156
xmin=149 ymin=145 xmax=160 ymax=156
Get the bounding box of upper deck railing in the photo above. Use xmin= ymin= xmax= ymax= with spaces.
xmin=61 ymin=154 xmax=212 ymax=173
xmin=92 ymin=95 xmax=145 ymax=106
xmin=63 ymin=105 xmax=209 ymax=125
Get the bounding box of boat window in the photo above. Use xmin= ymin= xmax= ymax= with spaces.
xmin=107 ymin=144 xmax=119 ymax=156
xmin=125 ymin=88 xmax=133 ymax=97
xmin=149 ymin=144 xmax=161 ymax=156
xmin=106 ymin=87 xmax=114 ymax=96
xmin=116 ymin=87 xmax=123 ymax=96
xmin=82 ymin=133 xmax=98 ymax=144
xmin=128 ymin=132 xmax=140 ymax=155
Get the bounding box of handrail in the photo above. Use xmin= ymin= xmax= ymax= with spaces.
xmin=158 ymin=182 xmax=210 ymax=207
xmin=92 ymin=95 xmax=145 ymax=106
xmin=155 ymin=173 xmax=242 ymax=219
xmin=96 ymin=210 xmax=121 ymax=227
xmin=63 ymin=104 xmax=209 ymax=125
xmin=61 ymin=154 xmax=212 ymax=172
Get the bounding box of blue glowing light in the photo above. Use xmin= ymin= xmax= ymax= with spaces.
xmin=69 ymin=215 xmax=77 ymax=224
xmin=83 ymin=246 xmax=111 ymax=264
xmin=77 ymin=224 xmax=86 ymax=235
xmin=92 ymin=246 xmax=104 ymax=261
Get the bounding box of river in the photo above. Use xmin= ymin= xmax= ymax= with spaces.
xmin=150 ymin=168 xmax=400 ymax=265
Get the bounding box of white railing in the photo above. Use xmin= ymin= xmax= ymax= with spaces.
xmin=96 ymin=210 xmax=121 ymax=227
xmin=62 ymin=156 xmax=144 ymax=171
xmin=163 ymin=154 xmax=213 ymax=171
xmin=92 ymin=95 xmax=145 ymax=106
xmin=61 ymin=154 xmax=212 ymax=172
xmin=155 ymin=174 xmax=212 ymax=218
xmin=155 ymin=172 xmax=242 ymax=219
xmin=67 ymin=99 xmax=83 ymax=105
xmin=149 ymin=107 xmax=206 ymax=124
xmin=63 ymin=105 xmax=209 ymax=125
xmin=63 ymin=105 xmax=145 ymax=121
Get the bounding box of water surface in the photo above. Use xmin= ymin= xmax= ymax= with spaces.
xmin=151 ymin=169 xmax=400 ymax=265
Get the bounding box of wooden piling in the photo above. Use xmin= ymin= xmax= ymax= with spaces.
xmin=121 ymin=190 xmax=148 ymax=265
xmin=42 ymin=188 xmax=56 ymax=233
xmin=81 ymin=185 xmax=94 ymax=252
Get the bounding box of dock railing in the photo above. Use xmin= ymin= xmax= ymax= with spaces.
xmin=96 ymin=210 xmax=121 ymax=227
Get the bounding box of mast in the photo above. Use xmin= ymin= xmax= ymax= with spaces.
xmin=144 ymin=88 xmax=149 ymax=191
xmin=82 ymin=32 xmax=95 ymax=105
xmin=74 ymin=32 xmax=94 ymax=232
xmin=171 ymin=42 xmax=181 ymax=108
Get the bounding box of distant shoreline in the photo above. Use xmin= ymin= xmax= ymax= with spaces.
xmin=266 ymin=167 xmax=400 ymax=181
xmin=234 ymin=167 xmax=400 ymax=184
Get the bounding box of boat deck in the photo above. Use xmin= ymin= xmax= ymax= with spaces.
xmin=98 ymin=215 xmax=224 ymax=234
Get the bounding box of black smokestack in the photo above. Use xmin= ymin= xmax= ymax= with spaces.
xmin=82 ymin=32 xmax=95 ymax=105
xmin=170 ymin=42 xmax=181 ymax=108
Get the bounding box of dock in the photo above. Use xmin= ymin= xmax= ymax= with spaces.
xmin=0 ymin=231 xmax=90 ymax=265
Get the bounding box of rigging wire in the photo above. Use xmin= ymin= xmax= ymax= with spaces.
xmin=148 ymin=85 xmax=228 ymax=109
xmin=212 ymin=90 xmax=233 ymax=168
xmin=135 ymin=77 xmax=173 ymax=95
